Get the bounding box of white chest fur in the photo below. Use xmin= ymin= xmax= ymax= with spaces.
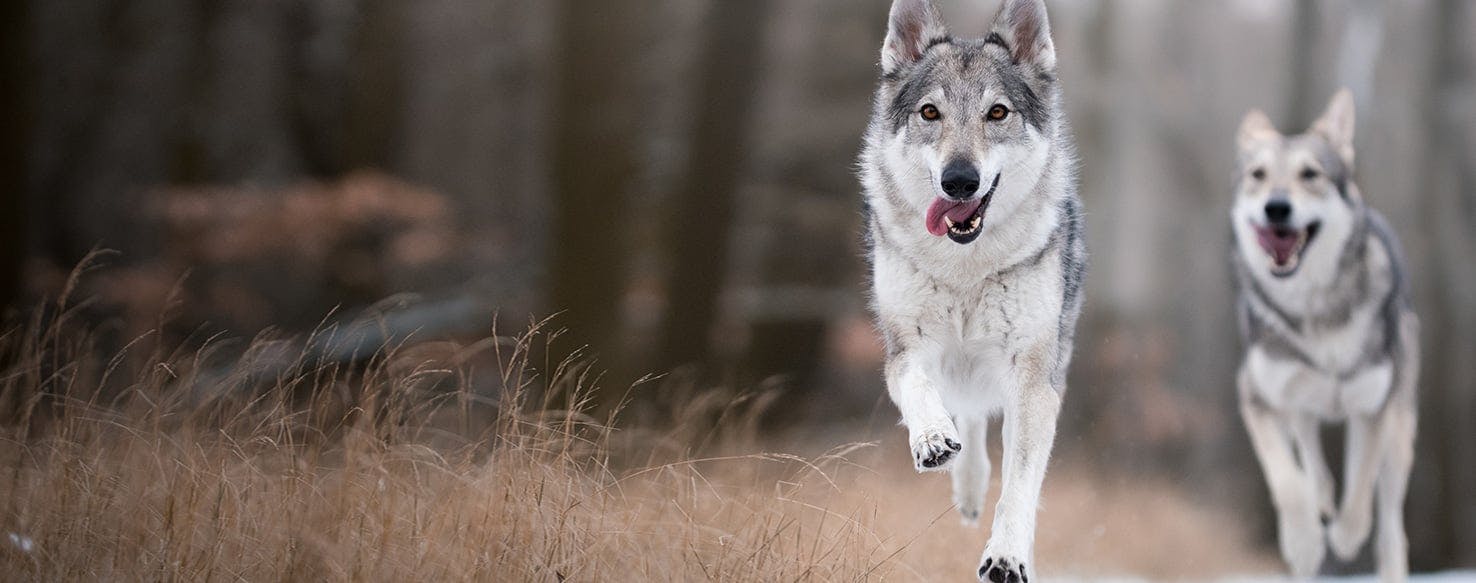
xmin=1244 ymin=231 xmax=1397 ymax=418
xmin=874 ymin=241 xmax=1065 ymax=414
xmin=1245 ymin=313 xmax=1393 ymax=419
xmin=1247 ymin=347 xmax=1392 ymax=418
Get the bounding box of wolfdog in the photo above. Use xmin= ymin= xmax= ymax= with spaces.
xmin=1232 ymin=89 xmax=1418 ymax=581
xmin=860 ymin=0 xmax=1083 ymax=580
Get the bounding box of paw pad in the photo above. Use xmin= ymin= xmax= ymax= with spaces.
xmin=978 ymin=557 xmax=1027 ymax=583
xmin=913 ymin=433 xmax=962 ymax=470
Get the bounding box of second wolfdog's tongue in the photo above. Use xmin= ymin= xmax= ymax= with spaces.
xmin=925 ymin=197 xmax=983 ymax=236
xmin=1255 ymin=225 xmax=1298 ymax=265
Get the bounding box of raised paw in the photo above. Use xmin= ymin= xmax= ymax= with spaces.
xmin=1277 ymin=499 xmax=1326 ymax=577
xmin=956 ymin=502 xmax=981 ymax=526
xmin=1327 ymin=508 xmax=1372 ymax=561
xmin=978 ymin=556 xmax=1028 ymax=583
xmin=911 ymin=428 xmax=961 ymax=472
xmin=1317 ymin=483 xmax=1335 ymax=520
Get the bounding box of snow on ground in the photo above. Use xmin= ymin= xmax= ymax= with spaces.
xmin=1055 ymin=572 xmax=1476 ymax=583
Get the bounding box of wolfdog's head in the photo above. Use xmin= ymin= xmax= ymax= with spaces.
xmin=869 ymin=0 xmax=1062 ymax=245
xmin=1232 ymin=89 xmax=1361 ymax=279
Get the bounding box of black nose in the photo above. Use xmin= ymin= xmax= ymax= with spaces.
xmin=1264 ymin=199 xmax=1292 ymax=224
xmin=940 ymin=160 xmax=980 ymax=200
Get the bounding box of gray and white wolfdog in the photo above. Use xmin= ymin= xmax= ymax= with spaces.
xmin=1232 ymin=89 xmax=1418 ymax=581
xmin=860 ymin=0 xmax=1083 ymax=580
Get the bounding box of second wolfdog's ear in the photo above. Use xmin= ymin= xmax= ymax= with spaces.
xmin=1312 ymin=88 xmax=1356 ymax=167
xmin=1238 ymin=109 xmax=1278 ymax=151
xmin=989 ymin=0 xmax=1056 ymax=69
xmin=882 ymin=0 xmax=946 ymax=74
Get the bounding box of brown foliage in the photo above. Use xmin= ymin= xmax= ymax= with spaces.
xmin=0 ymin=271 xmax=1276 ymax=580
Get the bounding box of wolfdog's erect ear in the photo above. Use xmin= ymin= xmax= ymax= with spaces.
xmin=1312 ymin=88 xmax=1356 ymax=167
xmin=989 ymin=0 xmax=1056 ymax=69
xmin=882 ymin=0 xmax=946 ymax=74
xmin=1238 ymin=109 xmax=1279 ymax=151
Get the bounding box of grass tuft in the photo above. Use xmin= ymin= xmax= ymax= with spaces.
xmin=0 ymin=272 xmax=901 ymax=581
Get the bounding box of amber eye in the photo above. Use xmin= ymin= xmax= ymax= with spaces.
xmin=919 ymin=104 xmax=941 ymax=121
xmin=1251 ymin=167 xmax=1267 ymax=181
xmin=987 ymin=104 xmax=1010 ymax=121
xmin=1300 ymin=167 xmax=1320 ymax=181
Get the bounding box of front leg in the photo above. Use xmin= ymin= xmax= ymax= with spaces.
xmin=1290 ymin=413 xmax=1336 ymax=518
xmin=886 ymin=351 xmax=961 ymax=472
xmin=978 ymin=350 xmax=1061 ymax=583
xmin=1239 ymin=365 xmax=1325 ymax=577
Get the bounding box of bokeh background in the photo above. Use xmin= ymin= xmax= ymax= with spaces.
xmin=4 ymin=0 xmax=1474 ymax=573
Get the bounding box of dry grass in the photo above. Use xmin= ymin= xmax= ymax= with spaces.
xmin=0 ymin=271 xmax=1278 ymax=581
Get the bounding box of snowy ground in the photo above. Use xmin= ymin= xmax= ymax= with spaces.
xmin=1218 ymin=573 xmax=1476 ymax=583
xmin=1056 ymin=572 xmax=1476 ymax=583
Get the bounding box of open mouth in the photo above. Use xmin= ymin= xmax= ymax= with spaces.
xmin=924 ymin=174 xmax=1000 ymax=245
xmin=1253 ymin=221 xmax=1320 ymax=277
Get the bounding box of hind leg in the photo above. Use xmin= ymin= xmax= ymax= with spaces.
xmin=952 ymin=416 xmax=992 ymax=526
xmin=1373 ymin=311 xmax=1419 ymax=583
xmin=1375 ymin=404 xmax=1415 ymax=583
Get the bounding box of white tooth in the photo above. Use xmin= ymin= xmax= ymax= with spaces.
xmin=945 ymin=216 xmax=956 ymax=228
xmin=970 ymin=216 xmax=981 ymax=228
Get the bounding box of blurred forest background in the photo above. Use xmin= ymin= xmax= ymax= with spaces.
xmin=3 ymin=0 xmax=1475 ymax=572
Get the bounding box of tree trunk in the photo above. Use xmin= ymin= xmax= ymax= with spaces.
xmin=546 ymin=0 xmax=655 ymax=386
xmin=656 ymin=1 xmax=771 ymax=372
xmin=1416 ymin=0 xmax=1476 ymax=568
xmin=342 ymin=0 xmax=405 ymax=173
xmin=0 ymin=0 xmax=27 ymax=309
xmin=1284 ymin=0 xmax=1321 ymax=129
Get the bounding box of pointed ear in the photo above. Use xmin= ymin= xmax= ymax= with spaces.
xmin=989 ymin=0 xmax=1056 ymax=69
xmin=882 ymin=0 xmax=946 ymax=74
xmin=1237 ymin=109 xmax=1278 ymax=151
xmin=1311 ymin=88 xmax=1356 ymax=167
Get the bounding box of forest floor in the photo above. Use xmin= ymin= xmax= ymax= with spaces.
xmin=0 ymin=310 xmax=1445 ymax=581
xmin=0 ymin=421 xmax=1282 ymax=581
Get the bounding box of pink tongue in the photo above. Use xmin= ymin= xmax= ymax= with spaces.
xmin=1254 ymin=225 xmax=1298 ymax=265
xmin=925 ymin=198 xmax=984 ymax=237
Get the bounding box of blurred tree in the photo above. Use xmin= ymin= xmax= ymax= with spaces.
xmin=1335 ymin=0 xmax=1382 ymax=121
xmin=1285 ymin=0 xmax=1322 ymax=130
xmin=0 ymin=0 xmax=25 ymax=308
xmin=735 ymin=0 xmax=887 ymax=416
xmin=547 ymin=0 xmax=656 ymax=386
xmin=1416 ymin=0 xmax=1476 ymax=567
xmin=284 ymin=0 xmax=405 ymax=177
xmin=657 ymin=1 xmax=771 ymax=373
xmin=170 ymin=3 xmax=215 ymax=185
xmin=343 ymin=1 xmax=404 ymax=172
